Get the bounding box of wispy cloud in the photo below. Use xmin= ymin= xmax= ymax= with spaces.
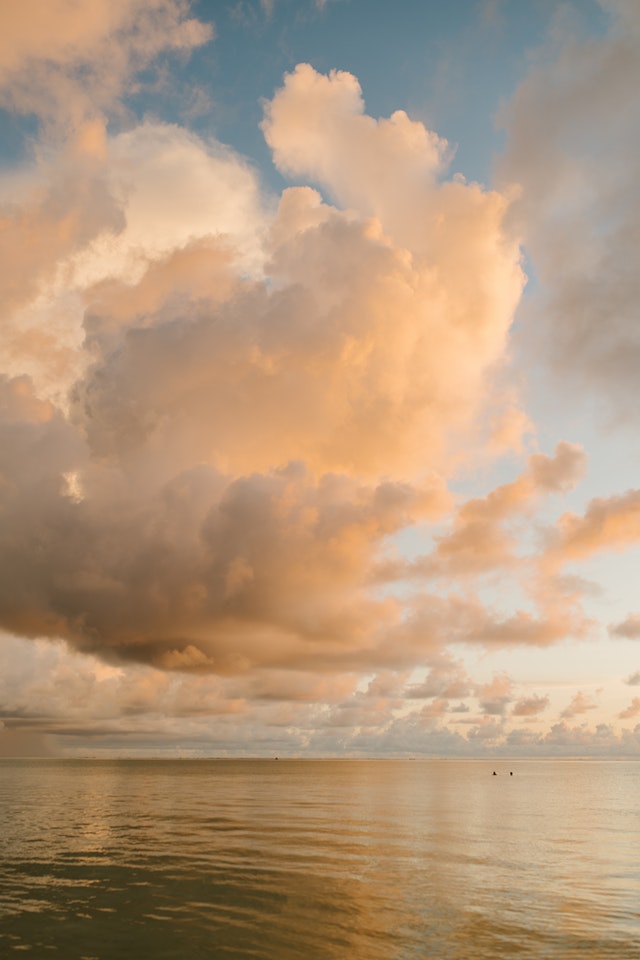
xmin=611 ymin=615 xmax=640 ymax=640
xmin=498 ymin=0 xmax=640 ymax=422
xmin=0 ymin=0 xmax=212 ymax=132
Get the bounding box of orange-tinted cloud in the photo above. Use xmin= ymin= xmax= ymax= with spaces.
xmin=545 ymin=490 xmax=640 ymax=568
xmin=404 ymin=658 xmax=471 ymax=700
xmin=0 ymin=122 xmax=267 ymax=400
xmin=373 ymin=441 xmax=586 ymax=584
xmin=2 ymin=9 xmax=640 ymax=757
xmin=560 ymin=690 xmax=600 ymax=719
xmin=2 ymin=631 xmax=638 ymax=757
xmin=262 ymin=63 xmax=448 ymax=253
xmin=619 ymin=697 xmax=640 ymax=720
xmin=0 ymin=55 xmax=538 ymax=677
xmin=512 ymin=694 xmax=549 ymax=717
xmin=0 ymin=0 xmax=212 ymax=129
xmin=477 ymin=673 xmax=513 ymax=715
xmin=429 ymin=442 xmax=586 ymax=576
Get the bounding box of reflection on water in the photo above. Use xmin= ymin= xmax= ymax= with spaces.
xmin=0 ymin=759 xmax=639 ymax=958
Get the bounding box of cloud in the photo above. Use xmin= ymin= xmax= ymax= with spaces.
xmin=262 ymin=63 xmax=447 ymax=251
xmin=366 ymin=441 xmax=593 ymax=657
xmin=545 ymin=490 xmax=640 ymax=568
xmin=466 ymin=717 xmax=505 ymax=742
xmin=0 ymin=121 xmax=267 ymax=402
xmin=477 ymin=673 xmax=513 ymax=716
xmin=619 ymin=697 xmax=640 ymax=720
xmin=1 ymin=630 xmax=637 ymax=757
xmin=404 ymin=658 xmax=471 ymax=700
xmin=262 ymin=66 xmax=524 ymax=356
xmin=0 ymin=0 xmax=212 ymax=130
xmin=511 ymin=694 xmax=549 ymax=717
xmin=498 ymin=1 xmax=640 ymax=421
xmin=560 ymin=690 xmax=600 ymax=719
xmin=76 ymin=186 xmax=515 ymax=479
xmin=429 ymin=441 xmax=586 ymax=577
xmin=610 ymin=615 xmax=640 ymax=640
xmin=0 ymin=59 xmax=538 ymax=678
xmin=2 ymin=9 xmax=640 ymax=756
xmin=0 ymin=428 xmax=415 ymax=671
xmin=487 ymin=402 xmax=534 ymax=456
xmin=500 ymin=721 xmax=640 ymax=758
xmin=374 ymin=441 xmax=587 ymax=584
xmin=382 ymin=591 xmax=580 ymax=657
xmin=625 ymin=671 xmax=640 ymax=685
xmin=74 ymin=122 xmax=268 ymax=286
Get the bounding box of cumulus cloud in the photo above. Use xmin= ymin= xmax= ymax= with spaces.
xmin=1 ymin=630 xmax=636 ymax=757
xmin=3 ymin=3 xmax=640 ymax=758
xmin=429 ymin=441 xmax=586 ymax=577
xmin=0 ymin=632 xmax=360 ymax=754
xmin=74 ymin=122 xmax=267 ymax=286
xmin=404 ymin=658 xmax=471 ymax=700
xmin=368 ymin=440 xmax=594 ymax=656
xmin=500 ymin=721 xmax=640 ymax=758
xmin=544 ymin=490 xmax=640 ymax=568
xmin=374 ymin=441 xmax=586 ymax=585
xmin=512 ymin=694 xmax=549 ymax=718
xmin=560 ymin=690 xmax=600 ymax=720
xmin=477 ymin=673 xmax=513 ymax=716
xmin=262 ymin=63 xmax=447 ymax=250
xmin=619 ymin=697 xmax=640 ymax=720
xmin=0 ymin=123 xmax=267 ymax=402
xmin=0 ymin=54 xmax=539 ymax=680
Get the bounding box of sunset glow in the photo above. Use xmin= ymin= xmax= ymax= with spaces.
xmin=1 ymin=0 xmax=639 ymax=757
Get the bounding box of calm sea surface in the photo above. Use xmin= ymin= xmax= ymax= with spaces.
xmin=0 ymin=759 xmax=638 ymax=959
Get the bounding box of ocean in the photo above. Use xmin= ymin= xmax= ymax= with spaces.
xmin=0 ymin=759 xmax=638 ymax=958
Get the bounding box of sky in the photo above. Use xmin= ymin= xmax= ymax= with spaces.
xmin=1 ymin=0 xmax=639 ymax=758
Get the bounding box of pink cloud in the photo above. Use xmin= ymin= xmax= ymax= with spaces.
xmin=0 ymin=0 xmax=212 ymax=127
xmin=512 ymin=694 xmax=549 ymax=717
xmin=619 ymin=697 xmax=640 ymax=720
xmin=547 ymin=491 xmax=640 ymax=567
xmin=560 ymin=690 xmax=600 ymax=719
xmin=0 ymin=59 xmax=536 ymax=680
xmin=476 ymin=672 xmax=513 ymax=716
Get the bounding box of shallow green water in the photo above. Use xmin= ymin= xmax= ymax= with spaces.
xmin=0 ymin=759 xmax=638 ymax=958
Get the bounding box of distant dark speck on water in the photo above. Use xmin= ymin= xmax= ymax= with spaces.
xmin=492 ymin=771 xmax=497 ymax=776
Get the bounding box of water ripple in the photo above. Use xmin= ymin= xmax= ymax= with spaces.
xmin=0 ymin=759 xmax=639 ymax=959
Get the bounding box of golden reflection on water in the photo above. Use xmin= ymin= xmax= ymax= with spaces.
xmin=0 ymin=759 xmax=638 ymax=959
